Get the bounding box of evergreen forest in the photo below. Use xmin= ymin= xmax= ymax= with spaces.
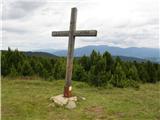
xmin=1 ymin=48 xmax=160 ymax=88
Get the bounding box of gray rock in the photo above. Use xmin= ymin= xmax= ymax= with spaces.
xmin=65 ymin=100 xmax=76 ymax=109
xmin=68 ymin=96 xmax=77 ymax=101
xmin=51 ymin=94 xmax=68 ymax=106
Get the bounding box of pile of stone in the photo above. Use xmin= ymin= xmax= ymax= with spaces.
xmin=50 ymin=94 xmax=78 ymax=109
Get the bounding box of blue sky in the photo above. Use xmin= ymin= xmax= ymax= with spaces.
xmin=1 ymin=0 xmax=159 ymax=51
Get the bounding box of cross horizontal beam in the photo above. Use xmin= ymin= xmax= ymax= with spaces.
xmin=52 ymin=30 xmax=97 ymax=37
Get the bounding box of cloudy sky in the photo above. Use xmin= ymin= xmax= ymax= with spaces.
xmin=1 ymin=0 xmax=159 ymax=51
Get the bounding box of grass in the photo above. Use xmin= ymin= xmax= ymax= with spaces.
xmin=1 ymin=78 xmax=160 ymax=120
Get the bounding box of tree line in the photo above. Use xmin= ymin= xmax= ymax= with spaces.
xmin=1 ymin=48 xmax=160 ymax=88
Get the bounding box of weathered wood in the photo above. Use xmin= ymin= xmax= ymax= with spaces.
xmin=52 ymin=31 xmax=69 ymax=36
xmin=52 ymin=30 xmax=97 ymax=37
xmin=51 ymin=7 xmax=97 ymax=97
xmin=65 ymin=7 xmax=77 ymax=88
xmin=75 ymin=30 xmax=97 ymax=36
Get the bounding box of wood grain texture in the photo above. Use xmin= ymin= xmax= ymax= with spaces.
xmin=52 ymin=30 xmax=97 ymax=37
xmin=65 ymin=7 xmax=77 ymax=87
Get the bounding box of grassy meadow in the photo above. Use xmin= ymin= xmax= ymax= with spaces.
xmin=1 ymin=78 xmax=160 ymax=120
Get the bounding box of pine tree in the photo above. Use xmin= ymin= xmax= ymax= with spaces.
xmin=72 ymin=64 xmax=88 ymax=82
xmin=9 ymin=65 xmax=19 ymax=77
xmin=88 ymin=65 xmax=99 ymax=86
xmin=137 ymin=64 xmax=149 ymax=83
xmin=157 ymin=65 xmax=160 ymax=82
xmin=111 ymin=62 xmax=127 ymax=88
xmin=127 ymin=64 xmax=139 ymax=81
xmin=21 ymin=60 xmax=33 ymax=76
xmin=146 ymin=61 xmax=157 ymax=83
xmin=79 ymin=55 xmax=90 ymax=71
xmin=103 ymin=51 xmax=114 ymax=72
xmin=53 ymin=59 xmax=65 ymax=79
xmin=90 ymin=50 xmax=99 ymax=66
xmin=1 ymin=54 xmax=9 ymax=76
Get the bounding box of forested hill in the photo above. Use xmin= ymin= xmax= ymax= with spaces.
xmin=112 ymin=56 xmax=146 ymax=62
xmin=23 ymin=51 xmax=58 ymax=58
xmin=2 ymin=50 xmax=58 ymax=58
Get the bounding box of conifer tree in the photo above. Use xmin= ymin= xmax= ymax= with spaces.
xmin=72 ymin=64 xmax=88 ymax=82
xmin=111 ymin=62 xmax=127 ymax=88
xmin=103 ymin=51 xmax=114 ymax=72
xmin=9 ymin=65 xmax=19 ymax=77
xmin=127 ymin=64 xmax=139 ymax=81
xmin=21 ymin=60 xmax=33 ymax=76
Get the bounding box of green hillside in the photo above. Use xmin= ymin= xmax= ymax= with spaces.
xmin=1 ymin=50 xmax=58 ymax=58
xmin=23 ymin=51 xmax=58 ymax=58
xmin=2 ymin=79 xmax=160 ymax=120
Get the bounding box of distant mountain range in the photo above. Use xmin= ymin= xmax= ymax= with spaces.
xmin=51 ymin=45 xmax=159 ymax=61
xmin=52 ymin=45 xmax=159 ymax=58
xmin=35 ymin=45 xmax=159 ymax=63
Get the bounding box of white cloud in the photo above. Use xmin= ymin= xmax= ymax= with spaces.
xmin=1 ymin=0 xmax=159 ymax=50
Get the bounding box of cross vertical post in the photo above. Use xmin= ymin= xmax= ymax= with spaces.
xmin=64 ymin=8 xmax=77 ymax=97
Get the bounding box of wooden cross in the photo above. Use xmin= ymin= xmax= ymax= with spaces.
xmin=52 ymin=7 xmax=97 ymax=97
